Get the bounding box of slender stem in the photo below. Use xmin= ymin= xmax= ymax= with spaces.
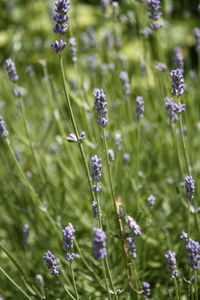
xmin=133 ymin=261 xmax=140 ymax=300
xmin=59 ymin=54 xmax=96 ymax=203
xmin=179 ymin=115 xmax=190 ymax=176
xmin=58 ymin=274 xmax=76 ymax=300
xmin=187 ymin=201 xmax=191 ymax=240
xmin=101 ymin=261 xmax=112 ymax=300
xmin=104 ymin=259 xmax=118 ymax=300
xmin=174 ymin=278 xmax=179 ymax=300
xmin=0 ymin=265 xmax=33 ymax=300
xmin=171 ymin=123 xmax=184 ymax=179
xmin=96 ymin=191 xmax=102 ymax=229
xmin=70 ymin=263 xmax=79 ymax=300
xmin=136 ymin=122 xmax=141 ymax=174
xmin=195 ymin=271 xmax=198 ymax=300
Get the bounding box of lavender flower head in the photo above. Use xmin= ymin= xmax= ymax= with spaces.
xmin=126 ymin=237 xmax=137 ymax=259
xmin=51 ymin=40 xmax=66 ymax=53
xmin=140 ymin=27 xmax=152 ymax=37
xmin=173 ymin=47 xmax=184 ymax=73
xmin=93 ymin=228 xmax=107 ymax=260
xmin=88 ymin=27 xmax=97 ymax=48
xmin=165 ymin=250 xmax=178 ymax=279
xmin=53 ymin=0 xmax=70 ymax=34
xmin=94 ymin=89 xmax=108 ymax=127
xmin=69 ymin=37 xmax=77 ymax=62
xmin=163 ymin=97 xmax=185 ymax=123
xmin=186 ymin=238 xmax=200 ymax=270
xmin=92 ymin=201 xmax=102 ymax=219
xmin=101 ymin=0 xmax=110 ymax=19
xmin=88 ymin=55 xmax=96 ymax=77
xmin=180 ymin=231 xmax=188 ymax=245
xmin=136 ymin=96 xmax=144 ymax=120
xmin=115 ymin=133 xmax=122 ymax=151
xmin=147 ymin=194 xmax=156 ymax=210
xmin=147 ymin=0 xmax=162 ymax=31
xmin=62 ymin=223 xmax=75 ymax=251
xmin=170 ymin=69 xmax=185 ymax=97
xmin=123 ymin=153 xmax=130 ymax=165
xmin=5 ymin=58 xmax=19 ymax=82
xmin=185 ymin=175 xmax=195 ymax=200
xmin=112 ymin=1 xmax=119 ymax=19
xmin=126 ymin=216 xmax=141 ymax=236
xmin=44 ymin=251 xmax=59 ymax=275
xmin=36 ymin=274 xmax=44 ymax=287
xmin=91 ymin=155 xmax=102 ymax=182
xmin=0 ymin=116 xmax=9 ymax=138
xmin=141 ymin=282 xmax=151 ymax=298
xmin=120 ymin=71 xmax=130 ymax=95
xmin=193 ymin=28 xmax=200 ymax=52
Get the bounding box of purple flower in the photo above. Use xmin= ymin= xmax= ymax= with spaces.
xmin=112 ymin=1 xmax=119 ymax=19
xmin=108 ymin=149 xmax=115 ymax=162
xmin=193 ymin=27 xmax=200 ymax=52
xmin=180 ymin=231 xmax=188 ymax=245
xmin=26 ymin=65 xmax=35 ymax=77
xmin=93 ymin=228 xmax=107 ymax=260
xmin=78 ymin=131 xmax=85 ymax=142
xmin=170 ymin=69 xmax=185 ymax=97
xmin=163 ymin=97 xmax=185 ymax=123
xmin=23 ymin=224 xmax=30 ymax=246
xmin=13 ymin=88 xmax=22 ymax=97
xmin=147 ymin=0 xmax=162 ymax=20
xmin=36 ymin=274 xmax=44 ymax=287
xmin=55 ymin=0 xmax=70 ymax=15
xmin=147 ymin=194 xmax=156 ymax=210
xmin=105 ymin=31 xmax=113 ymax=49
xmin=91 ymin=155 xmax=102 ymax=182
xmin=67 ymin=133 xmax=77 ymax=143
xmin=141 ymin=282 xmax=151 ymax=297
xmin=126 ymin=237 xmax=137 ymax=259
xmin=62 ymin=223 xmax=75 ymax=251
xmin=92 ymin=201 xmax=102 ymax=219
xmin=173 ymin=47 xmax=184 ymax=73
xmin=185 ymin=176 xmax=195 ymax=200
xmin=140 ymin=27 xmax=152 ymax=37
xmin=115 ymin=133 xmax=122 ymax=151
xmin=123 ymin=153 xmax=130 ymax=164
xmin=53 ymin=0 xmax=70 ymax=39
xmin=44 ymin=251 xmax=59 ymax=275
xmin=5 ymin=58 xmax=19 ymax=82
xmin=136 ymin=96 xmax=144 ymax=120
xmin=186 ymin=238 xmax=200 ymax=270
xmin=155 ymin=62 xmax=167 ymax=72
xmin=87 ymin=55 xmax=96 ymax=77
xmin=92 ymin=183 xmax=101 ymax=193
xmin=51 ymin=40 xmax=66 ymax=53
xmin=165 ymin=250 xmax=178 ymax=279
xmin=0 ymin=116 xmax=8 ymax=138
xmin=120 ymin=71 xmax=130 ymax=95
xmin=65 ymin=253 xmax=79 ymax=262
xmin=126 ymin=216 xmax=141 ymax=236
xmin=94 ymin=89 xmax=108 ymax=127
xmin=149 ymin=22 xmax=162 ymax=30
xmin=69 ymin=37 xmax=77 ymax=62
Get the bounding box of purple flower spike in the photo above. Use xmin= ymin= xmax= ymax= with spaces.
xmin=147 ymin=0 xmax=162 ymax=20
xmin=185 ymin=175 xmax=195 ymax=200
xmin=94 ymin=89 xmax=108 ymax=127
xmin=91 ymin=155 xmax=102 ymax=182
xmin=126 ymin=216 xmax=141 ymax=236
xmin=173 ymin=47 xmax=184 ymax=73
xmin=13 ymin=88 xmax=22 ymax=97
xmin=141 ymin=282 xmax=151 ymax=297
xmin=147 ymin=194 xmax=156 ymax=210
xmin=140 ymin=27 xmax=152 ymax=37
xmin=135 ymin=96 xmax=144 ymax=120
xmin=44 ymin=251 xmax=59 ymax=275
xmin=92 ymin=183 xmax=101 ymax=193
xmin=108 ymin=149 xmax=115 ymax=162
xmin=170 ymin=69 xmax=185 ymax=97
xmin=101 ymin=0 xmax=110 ymax=19
xmin=54 ymin=23 xmax=68 ymax=34
xmin=51 ymin=40 xmax=66 ymax=53
xmin=62 ymin=223 xmax=75 ymax=251
xmin=164 ymin=97 xmax=185 ymax=123
xmin=0 ymin=116 xmax=9 ymax=138
xmin=115 ymin=133 xmax=122 ymax=151
xmin=93 ymin=228 xmax=107 ymax=260
xmin=186 ymin=238 xmax=200 ymax=270
xmin=126 ymin=237 xmax=137 ymax=259
xmin=92 ymin=201 xmax=102 ymax=219
xmin=165 ymin=250 xmax=178 ymax=279
xmin=149 ymin=22 xmax=162 ymax=30
xmin=180 ymin=231 xmax=188 ymax=245
xmin=155 ymin=62 xmax=167 ymax=72
xmin=5 ymin=58 xmax=19 ymax=82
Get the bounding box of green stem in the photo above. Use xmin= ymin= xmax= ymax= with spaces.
xmin=179 ymin=115 xmax=190 ymax=176
xmin=195 ymin=271 xmax=198 ymax=300
xmin=70 ymin=263 xmax=79 ymax=300
xmin=174 ymin=278 xmax=179 ymax=300
xmin=0 ymin=265 xmax=33 ymax=300
xmin=133 ymin=261 xmax=140 ymax=300
xmin=101 ymin=262 xmax=112 ymax=300
xmin=171 ymin=123 xmax=184 ymax=179
xmin=136 ymin=122 xmax=141 ymax=174
xmin=59 ymin=54 xmax=96 ymax=203
xmin=104 ymin=259 xmax=118 ymax=300
xmin=58 ymin=274 xmax=76 ymax=300
xmin=187 ymin=201 xmax=191 ymax=240
xmin=96 ymin=191 xmax=102 ymax=229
